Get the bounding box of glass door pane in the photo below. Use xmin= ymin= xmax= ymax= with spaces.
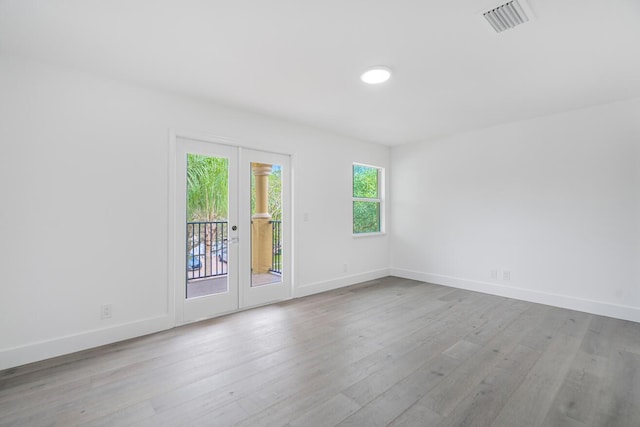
xmin=186 ymin=153 xmax=230 ymax=298
xmin=176 ymin=137 xmax=238 ymax=324
xmin=250 ymin=162 xmax=283 ymax=287
xmin=241 ymin=148 xmax=290 ymax=308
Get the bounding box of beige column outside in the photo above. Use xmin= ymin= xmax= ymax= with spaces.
xmin=251 ymin=163 xmax=273 ymax=274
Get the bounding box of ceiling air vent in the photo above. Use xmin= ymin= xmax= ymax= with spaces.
xmin=483 ymin=0 xmax=530 ymax=33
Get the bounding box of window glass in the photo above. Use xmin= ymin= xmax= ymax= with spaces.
xmin=352 ymin=164 xmax=383 ymax=234
xmin=353 ymin=164 xmax=378 ymax=198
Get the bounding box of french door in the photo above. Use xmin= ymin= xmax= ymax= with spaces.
xmin=174 ymin=136 xmax=291 ymax=324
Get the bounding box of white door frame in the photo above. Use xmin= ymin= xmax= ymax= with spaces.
xmin=168 ymin=129 xmax=294 ymax=326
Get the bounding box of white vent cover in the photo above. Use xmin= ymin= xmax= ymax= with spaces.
xmin=484 ymin=0 xmax=530 ymax=33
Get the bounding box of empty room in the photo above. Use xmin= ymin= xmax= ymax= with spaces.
xmin=1 ymin=0 xmax=639 ymax=426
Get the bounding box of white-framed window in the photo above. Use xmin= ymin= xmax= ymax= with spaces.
xmin=352 ymin=163 xmax=384 ymax=234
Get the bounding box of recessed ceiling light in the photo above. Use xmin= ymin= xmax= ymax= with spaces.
xmin=361 ymin=66 xmax=391 ymax=84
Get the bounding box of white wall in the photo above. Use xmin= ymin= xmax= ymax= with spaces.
xmin=391 ymin=99 xmax=640 ymax=322
xmin=3 ymin=52 xmax=638 ymax=371
xmin=0 ymin=55 xmax=390 ymax=369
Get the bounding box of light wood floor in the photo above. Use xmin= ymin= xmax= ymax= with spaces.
xmin=1 ymin=277 xmax=639 ymax=426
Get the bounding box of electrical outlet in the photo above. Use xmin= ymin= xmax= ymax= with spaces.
xmin=101 ymin=304 xmax=112 ymax=319
xmin=490 ymin=269 xmax=498 ymax=280
xmin=502 ymin=271 xmax=511 ymax=281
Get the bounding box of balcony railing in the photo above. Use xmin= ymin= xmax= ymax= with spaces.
xmin=270 ymin=220 xmax=282 ymax=274
xmin=187 ymin=221 xmax=228 ymax=280
xmin=187 ymin=220 xmax=282 ymax=279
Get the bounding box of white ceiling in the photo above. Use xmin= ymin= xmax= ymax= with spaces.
xmin=1 ymin=0 xmax=639 ymax=146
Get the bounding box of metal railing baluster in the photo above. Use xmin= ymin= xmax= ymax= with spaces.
xmin=186 ymin=221 xmax=229 ymax=281
xmin=269 ymin=220 xmax=282 ymax=274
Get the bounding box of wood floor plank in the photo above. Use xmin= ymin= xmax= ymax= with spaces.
xmin=388 ymin=403 xmax=442 ymax=427
xmin=0 ymin=277 xmax=638 ymax=427
xmin=442 ymin=339 xmax=481 ymax=360
xmin=420 ymin=304 xmax=549 ymax=417
xmin=543 ymin=318 xmax=613 ymax=427
xmin=592 ymin=349 xmax=640 ymax=427
xmin=435 ymin=344 xmax=542 ymax=427
xmin=339 ymin=297 xmax=499 ymax=408
xmin=80 ymin=400 xmax=156 ymax=427
xmin=138 ymin=284 xmax=452 ymax=426
xmin=229 ymin=291 xmax=498 ymax=427
xmin=336 ymin=353 xmax=460 ymax=427
xmin=491 ymin=316 xmax=590 ymax=427
xmin=288 ymin=393 xmax=361 ymax=427
xmin=1 ymin=278 xmax=436 ymax=424
xmin=229 ymin=300 xmax=458 ymax=426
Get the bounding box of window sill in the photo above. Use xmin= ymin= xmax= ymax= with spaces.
xmin=352 ymin=232 xmax=386 ymax=238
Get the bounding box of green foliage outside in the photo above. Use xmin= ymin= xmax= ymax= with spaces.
xmin=353 ymin=164 xmax=378 ymax=198
xmin=272 ymin=253 xmax=282 ymax=271
xmin=187 ymin=154 xmax=228 ymax=221
xmin=186 ymin=154 xmax=229 ymax=273
xmin=268 ymin=167 xmax=282 ymax=220
xmin=353 ymin=165 xmax=381 ymax=233
xmin=353 ymin=201 xmax=380 ymax=233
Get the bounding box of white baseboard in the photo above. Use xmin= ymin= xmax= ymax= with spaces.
xmin=294 ymin=268 xmax=391 ymax=298
xmin=1 ymin=270 xmax=390 ymax=371
xmin=390 ymin=268 xmax=640 ymax=323
xmin=0 ymin=314 xmax=173 ymax=371
xmin=8 ymin=267 xmax=633 ymax=371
